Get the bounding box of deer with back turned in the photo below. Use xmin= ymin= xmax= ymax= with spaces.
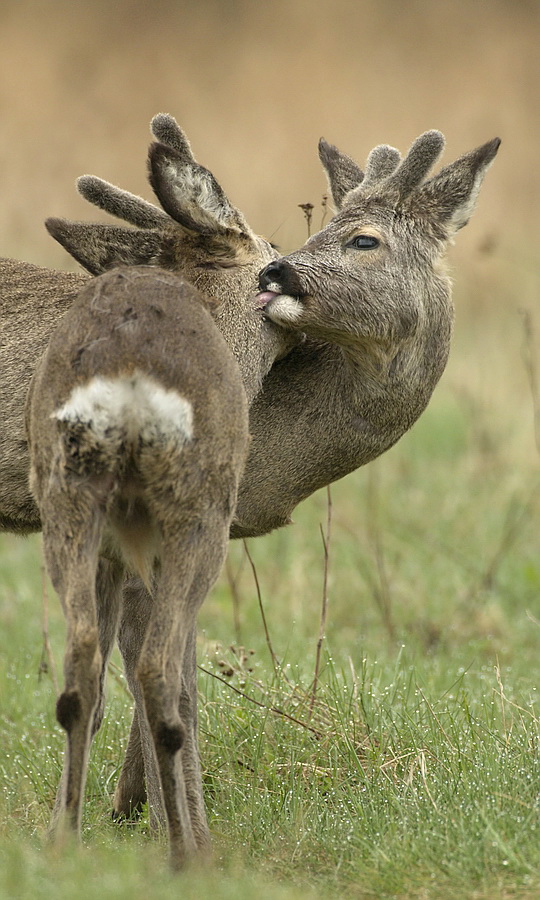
xmin=0 ymin=114 xmax=295 ymax=827
xmin=26 ymin=266 xmax=249 ymax=867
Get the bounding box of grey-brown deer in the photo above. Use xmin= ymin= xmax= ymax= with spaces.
xmin=0 ymin=114 xmax=294 ymax=537
xmin=26 ymin=266 xmax=249 ymax=868
xmin=247 ymin=130 xmax=501 ymax=535
xmin=1 ymin=114 xmax=294 ymax=830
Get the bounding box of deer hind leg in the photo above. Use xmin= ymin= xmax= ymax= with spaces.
xmin=136 ymin=523 xmax=228 ymax=868
xmin=42 ymin=499 xmax=109 ymax=840
xmin=114 ymin=577 xmax=154 ymax=823
xmin=92 ymin=556 xmax=125 ymax=736
xmin=114 ymin=583 xmax=208 ymax=847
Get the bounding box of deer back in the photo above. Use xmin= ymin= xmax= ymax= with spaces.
xmin=26 ymin=267 xmax=249 ymax=581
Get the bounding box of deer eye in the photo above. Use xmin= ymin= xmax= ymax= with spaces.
xmin=347 ymin=235 xmax=380 ymax=250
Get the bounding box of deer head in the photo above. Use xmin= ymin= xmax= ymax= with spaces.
xmin=258 ymin=131 xmax=500 ymax=381
xmin=45 ymin=114 xmax=296 ymax=403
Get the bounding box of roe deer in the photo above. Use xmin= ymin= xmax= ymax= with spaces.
xmin=241 ymin=130 xmax=501 ymax=535
xmin=0 ymin=114 xmax=293 ymax=827
xmin=26 ymin=266 xmax=249 ymax=867
xmin=0 ymin=113 xmax=294 ymax=536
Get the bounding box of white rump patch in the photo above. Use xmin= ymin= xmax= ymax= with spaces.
xmin=266 ymin=294 xmax=304 ymax=326
xmin=54 ymin=371 xmax=193 ymax=444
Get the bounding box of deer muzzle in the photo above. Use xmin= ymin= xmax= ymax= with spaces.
xmin=257 ymin=259 xmax=304 ymax=299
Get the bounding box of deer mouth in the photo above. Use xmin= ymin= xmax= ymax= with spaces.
xmin=255 ymin=290 xmax=282 ymax=309
xmin=255 ymin=290 xmax=304 ymax=327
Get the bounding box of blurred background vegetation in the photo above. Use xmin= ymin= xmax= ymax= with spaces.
xmin=1 ymin=0 xmax=538 ymax=270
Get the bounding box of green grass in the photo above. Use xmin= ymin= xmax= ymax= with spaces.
xmin=1 ymin=301 xmax=539 ymax=899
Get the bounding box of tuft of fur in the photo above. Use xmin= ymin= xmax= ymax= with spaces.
xmin=55 ymin=372 xmax=194 ymax=447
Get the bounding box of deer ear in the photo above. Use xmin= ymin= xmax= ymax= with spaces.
xmin=417 ymin=137 xmax=501 ymax=233
xmin=318 ymin=138 xmax=364 ymax=209
xmin=45 ymin=218 xmax=162 ymax=275
xmin=148 ymin=141 xmax=252 ymax=236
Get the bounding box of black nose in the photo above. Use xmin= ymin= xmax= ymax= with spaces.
xmin=258 ymin=261 xmax=286 ymax=291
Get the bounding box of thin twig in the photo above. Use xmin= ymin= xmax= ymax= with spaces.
xmin=242 ymin=539 xmax=281 ymax=677
xmin=225 ymin=551 xmax=246 ymax=644
xmin=495 ymin=660 xmax=511 ymax=747
xmin=462 ymin=490 xmax=539 ymax=605
xmin=320 ymin=194 xmax=329 ymax=230
xmin=310 ymin=486 xmax=332 ymax=715
xmin=198 ymin=665 xmax=322 ymax=739
xmin=39 ymin=565 xmax=59 ymax=695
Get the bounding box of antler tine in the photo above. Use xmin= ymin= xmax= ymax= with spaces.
xmin=151 ymin=113 xmax=195 ymax=162
xmin=361 ymin=144 xmax=402 ymax=191
xmin=385 ymin=130 xmax=445 ymax=200
xmin=77 ymin=175 xmax=169 ymax=229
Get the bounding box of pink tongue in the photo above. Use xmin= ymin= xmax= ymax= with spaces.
xmin=255 ymin=290 xmax=279 ymax=308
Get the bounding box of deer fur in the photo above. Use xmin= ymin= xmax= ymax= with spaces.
xmin=26 ymin=266 xmax=250 ymax=867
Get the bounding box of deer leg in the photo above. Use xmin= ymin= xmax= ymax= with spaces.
xmin=42 ymin=504 xmax=106 ymax=840
xmin=48 ymin=552 xmax=124 ymax=834
xmin=136 ymin=526 xmax=225 ymax=868
xmin=136 ymin=555 xmax=198 ymax=867
xmin=115 ymin=592 xmax=208 ymax=847
xmin=92 ymin=556 xmax=125 ymax=735
xmin=177 ymin=619 xmax=211 ymax=850
xmin=114 ymin=577 xmax=154 ymax=822
xmin=115 ymin=628 xmax=209 ymax=848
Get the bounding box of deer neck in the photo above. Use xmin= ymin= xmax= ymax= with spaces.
xmin=334 ymin=298 xmax=453 ymax=435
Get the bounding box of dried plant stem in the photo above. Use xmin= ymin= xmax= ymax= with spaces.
xmin=320 ymin=194 xmax=329 ymax=230
xmin=520 ymin=308 xmax=540 ymax=456
xmin=39 ymin=565 xmax=59 ymax=695
xmin=225 ymin=551 xmax=246 ymax=643
xmin=242 ymin=539 xmax=281 ymax=677
xmin=198 ymin=665 xmax=322 ymax=739
xmin=495 ymin=660 xmax=509 ymax=746
xmin=310 ymin=485 xmax=332 ymax=716
xmin=463 ymin=491 xmax=538 ymax=604
xmin=298 ymin=202 xmax=314 ymax=238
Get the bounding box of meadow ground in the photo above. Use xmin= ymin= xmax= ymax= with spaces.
xmin=1 ymin=266 xmax=539 ymax=898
